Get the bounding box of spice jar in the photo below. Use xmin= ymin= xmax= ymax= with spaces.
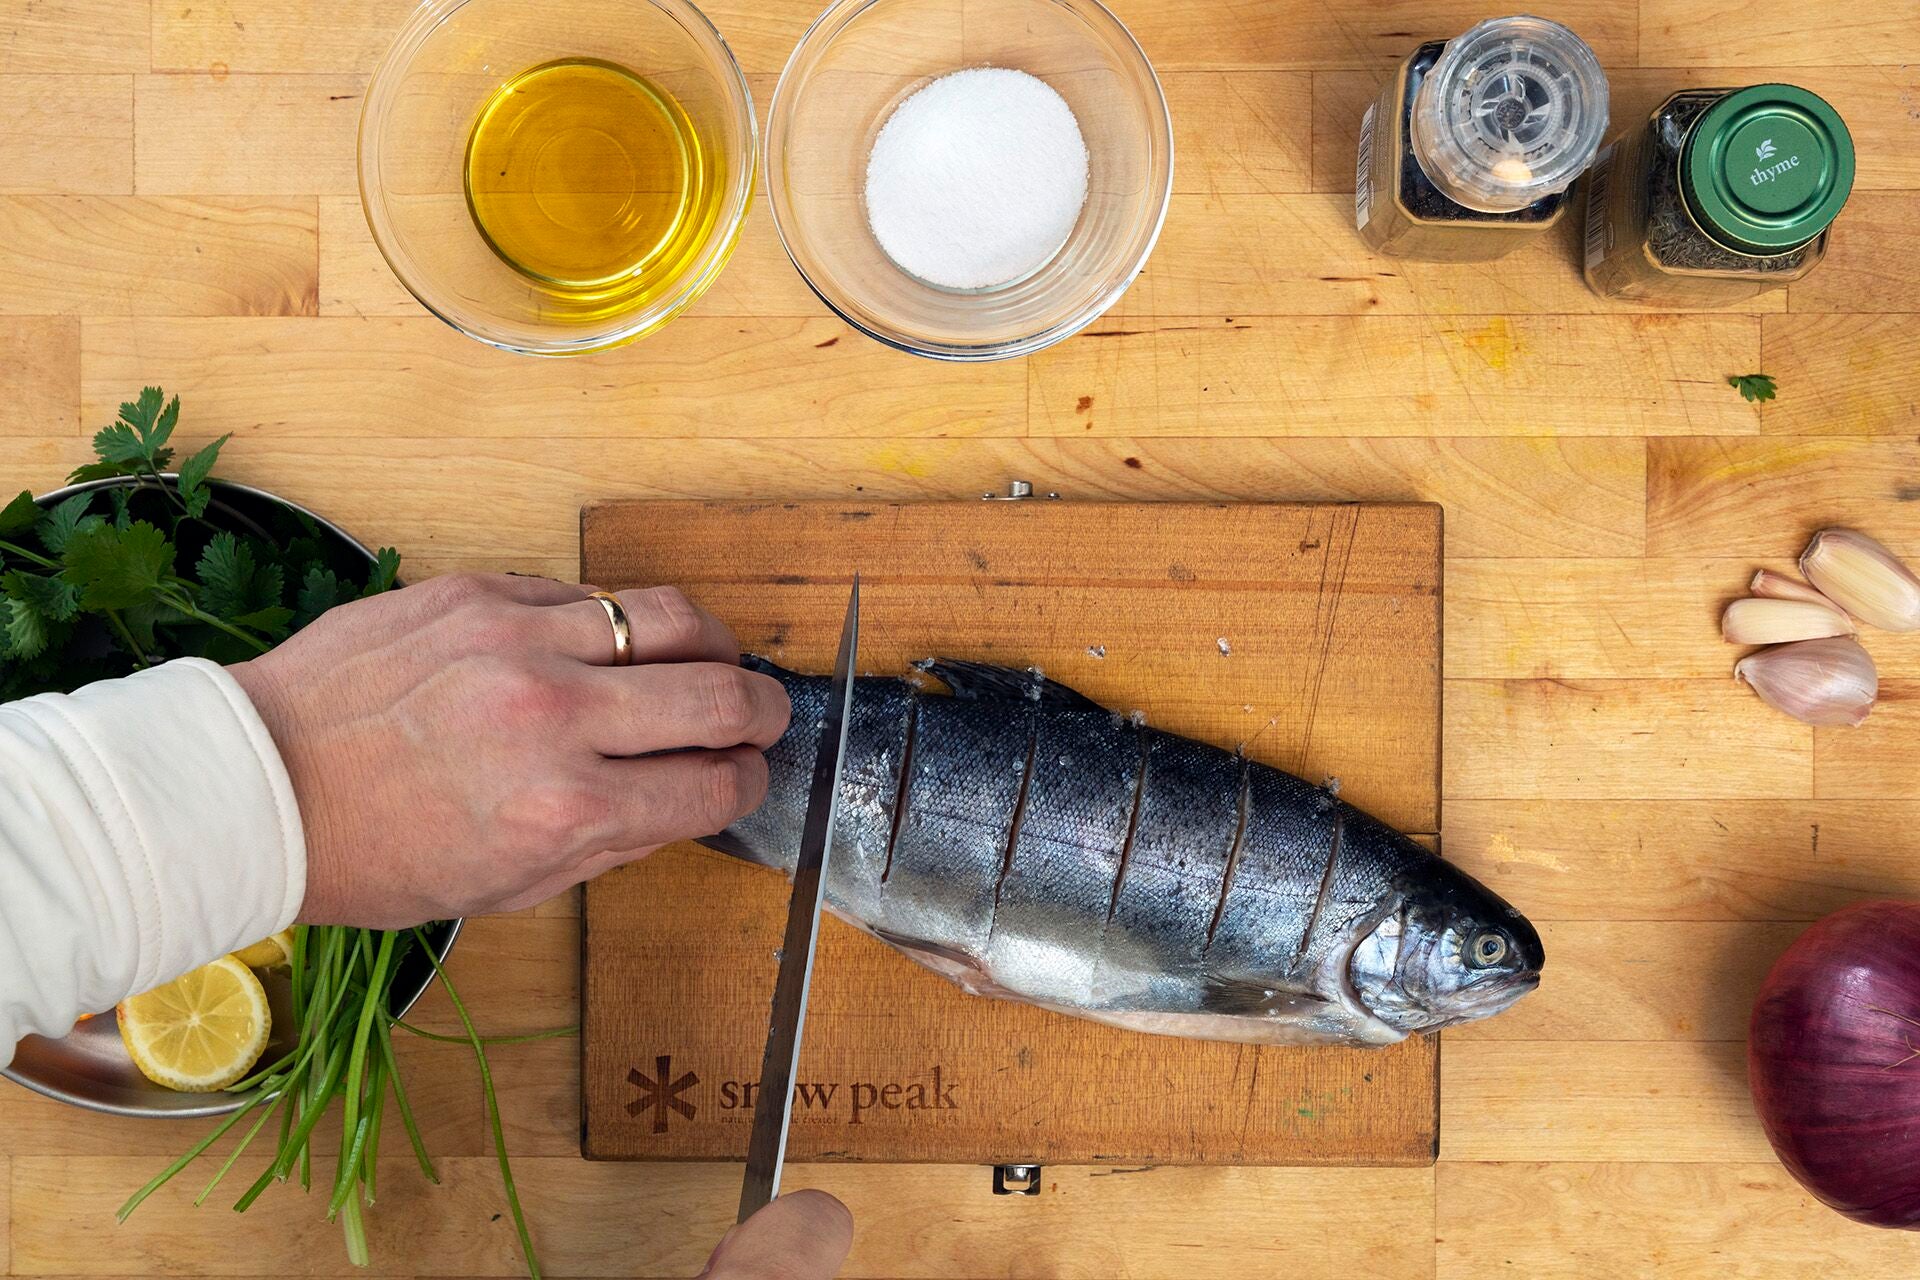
xmin=1583 ymin=84 xmax=1855 ymax=305
xmin=1356 ymin=16 xmax=1609 ymax=262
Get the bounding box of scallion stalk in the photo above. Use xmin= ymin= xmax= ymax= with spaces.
xmin=117 ymin=922 xmax=564 ymax=1277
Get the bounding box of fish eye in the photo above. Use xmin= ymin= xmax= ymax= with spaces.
xmin=1467 ymin=930 xmax=1509 ymax=968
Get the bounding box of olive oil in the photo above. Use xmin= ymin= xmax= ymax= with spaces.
xmin=464 ymin=58 xmax=723 ymax=314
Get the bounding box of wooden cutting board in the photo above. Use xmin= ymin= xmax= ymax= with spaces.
xmin=580 ymin=499 xmax=1441 ymax=1166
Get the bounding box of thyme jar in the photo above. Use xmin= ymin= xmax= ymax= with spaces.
xmin=1356 ymin=15 xmax=1609 ymax=262
xmin=1583 ymin=83 xmax=1855 ymax=305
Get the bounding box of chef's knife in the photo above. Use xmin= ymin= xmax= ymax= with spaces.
xmin=737 ymin=575 xmax=860 ymax=1223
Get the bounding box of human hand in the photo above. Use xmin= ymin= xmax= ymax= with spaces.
xmin=701 ymin=1191 xmax=854 ymax=1279
xmin=228 ymin=573 xmax=790 ymax=927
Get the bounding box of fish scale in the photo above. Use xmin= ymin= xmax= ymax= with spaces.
xmin=709 ymin=658 xmax=1544 ymax=1046
xmin=984 ymin=709 xmax=1143 ymax=1006
xmin=1204 ymin=767 xmax=1344 ymax=986
xmin=877 ymin=693 xmax=1033 ymax=960
xmin=827 ymin=681 xmax=916 ymax=924
xmin=1292 ymin=806 xmax=1426 ymax=976
xmin=1093 ymin=731 xmax=1241 ymax=1008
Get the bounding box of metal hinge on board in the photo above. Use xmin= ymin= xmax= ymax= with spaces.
xmin=981 ymin=480 xmax=1060 ymax=501
xmin=992 ymin=1163 xmax=1043 ymax=1195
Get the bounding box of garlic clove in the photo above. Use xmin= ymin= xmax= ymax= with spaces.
xmin=1800 ymin=529 xmax=1920 ymax=632
xmin=1722 ymin=597 xmax=1854 ymax=645
xmin=1750 ymin=568 xmax=1845 ymax=613
xmin=1734 ymin=636 xmax=1877 ymax=727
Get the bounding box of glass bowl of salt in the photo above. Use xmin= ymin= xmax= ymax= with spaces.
xmin=766 ymin=0 xmax=1171 ymax=360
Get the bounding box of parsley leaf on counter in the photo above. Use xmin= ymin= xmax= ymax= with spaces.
xmin=1729 ymin=373 xmax=1778 ymax=403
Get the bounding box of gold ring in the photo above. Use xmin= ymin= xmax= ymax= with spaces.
xmin=588 ymin=591 xmax=633 ymax=667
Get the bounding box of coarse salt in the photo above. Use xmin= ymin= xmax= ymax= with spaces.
xmin=864 ymin=67 xmax=1089 ymax=291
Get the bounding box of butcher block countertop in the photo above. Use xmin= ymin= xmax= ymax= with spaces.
xmin=7 ymin=0 xmax=1920 ymax=1276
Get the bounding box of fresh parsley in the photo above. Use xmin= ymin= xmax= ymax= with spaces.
xmin=0 ymin=387 xmax=399 ymax=700
xmin=1729 ymin=373 xmax=1778 ymax=404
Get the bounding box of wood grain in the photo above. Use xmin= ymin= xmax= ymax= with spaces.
xmin=151 ymin=0 xmax=413 ymax=74
xmin=1436 ymin=1162 xmax=1914 ymax=1276
xmin=1116 ymin=195 xmax=1788 ymax=318
xmin=0 ymin=77 xmax=132 ymax=195
xmin=1437 ymin=556 xmax=1914 ymax=680
xmin=0 ymin=0 xmax=148 ymax=73
xmin=150 ymin=0 xmax=811 ymax=75
xmin=1445 ymin=799 xmax=1920 ymax=922
xmin=1760 ymin=314 xmax=1920 ymax=434
xmin=1647 ymin=437 xmax=1920 ymax=558
xmin=1785 ymin=193 xmax=1920 ymax=313
xmin=315 ymin=195 xmax=418 ymax=317
xmin=11 ymin=1157 xmax=1438 ymax=1278
xmin=1813 ymin=681 xmax=1920 ymax=798
xmin=7 ymin=0 xmax=1920 ymax=1274
xmin=1027 ymin=315 xmax=1759 ymax=436
xmin=135 ymin=74 xmax=363 ymax=196
xmin=583 ymin=500 xmax=1441 ymax=1165
xmin=79 ymin=317 xmax=1024 ymax=438
xmin=1163 ymin=72 xmax=1313 ymax=195
xmin=1117 ymin=0 xmax=1635 ymax=71
xmin=0 ymin=198 xmax=316 ymax=316
xmin=21 ymin=432 xmax=1644 ymax=563
xmin=0 ymin=319 xmax=81 ymax=437
xmin=1440 ymin=1040 xmax=1772 ymax=1162
xmin=1641 ymin=0 xmax=1920 ymax=64
xmin=1444 ymin=679 xmax=1812 ymax=800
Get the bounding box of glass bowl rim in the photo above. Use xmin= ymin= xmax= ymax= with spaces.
xmin=764 ymin=0 xmax=1174 ymax=362
xmin=356 ymin=0 xmax=761 ymax=357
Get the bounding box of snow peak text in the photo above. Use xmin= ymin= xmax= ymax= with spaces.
xmin=716 ymin=1066 xmax=960 ymax=1124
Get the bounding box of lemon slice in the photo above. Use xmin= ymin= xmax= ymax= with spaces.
xmin=117 ymin=956 xmax=271 ymax=1092
xmin=231 ymin=929 xmax=296 ymax=971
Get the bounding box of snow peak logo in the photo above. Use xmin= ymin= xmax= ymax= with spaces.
xmin=718 ymin=1065 xmax=960 ymax=1124
xmin=1750 ymin=138 xmax=1801 ymax=187
xmin=627 ymin=1055 xmax=700 ymax=1133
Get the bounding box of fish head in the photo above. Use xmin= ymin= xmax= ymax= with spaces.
xmin=1347 ymin=863 xmax=1544 ymax=1034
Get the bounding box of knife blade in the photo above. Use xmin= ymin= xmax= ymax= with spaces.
xmin=737 ymin=575 xmax=860 ymax=1222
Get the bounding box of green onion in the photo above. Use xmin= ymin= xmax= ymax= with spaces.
xmin=117 ymin=923 xmax=569 ymax=1276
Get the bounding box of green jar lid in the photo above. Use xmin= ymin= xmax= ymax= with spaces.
xmin=1681 ymin=84 xmax=1855 ymax=255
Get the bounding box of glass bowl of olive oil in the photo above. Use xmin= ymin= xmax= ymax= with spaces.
xmin=359 ymin=0 xmax=756 ymax=356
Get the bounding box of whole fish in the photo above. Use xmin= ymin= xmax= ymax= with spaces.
xmin=704 ymin=658 xmax=1543 ymax=1046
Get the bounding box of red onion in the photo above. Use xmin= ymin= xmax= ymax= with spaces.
xmin=1749 ymin=900 xmax=1920 ymax=1228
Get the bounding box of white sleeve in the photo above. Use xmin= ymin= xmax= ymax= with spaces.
xmin=0 ymin=658 xmax=306 ymax=1068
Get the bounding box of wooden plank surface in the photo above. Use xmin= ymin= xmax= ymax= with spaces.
xmin=581 ymin=500 xmax=1441 ymax=1165
xmin=5 ymin=0 xmax=1920 ymax=1274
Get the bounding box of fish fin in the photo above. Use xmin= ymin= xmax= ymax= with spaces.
xmin=739 ymin=653 xmax=794 ymax=679
xmin=872 ymin=927 xmax=1015 ymax=999
xmin=914 ymin=658 xmax=1103 ymax=711
xmin=1199 ymin=976 xmax=1331 ymax=1018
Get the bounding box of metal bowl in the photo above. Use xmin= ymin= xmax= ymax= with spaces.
xmin=0 ymin=474 xmax=460 ymax=1118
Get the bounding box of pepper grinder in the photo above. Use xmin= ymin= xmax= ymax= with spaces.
xmin=1356 ymin=15 xmax=1610 ymax=262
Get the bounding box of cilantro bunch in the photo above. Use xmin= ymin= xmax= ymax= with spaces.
xmin=0 ymin=388 xmax=398 ymax=703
